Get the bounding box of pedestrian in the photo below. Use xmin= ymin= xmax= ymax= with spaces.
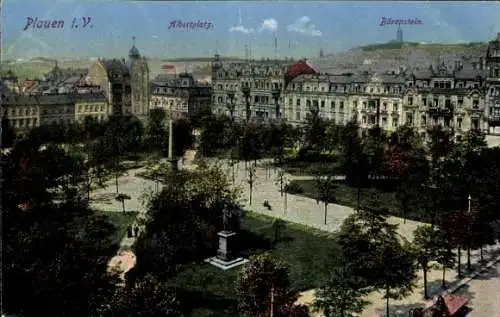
xmin=127 ymin=226 xmax=133 ymax=238
xmin=134 ymin=225 xmax=139 ymax=237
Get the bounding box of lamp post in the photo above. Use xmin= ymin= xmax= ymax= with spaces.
xmin=241 ymin=85 xmax=251 ymax=121
xmin=227 ymin=91 xmax=236 ymax=121
xmin=283 ymin=176 xmax=289 ymax=216
xmin=271 ymin=88 xmax=281 ymax=120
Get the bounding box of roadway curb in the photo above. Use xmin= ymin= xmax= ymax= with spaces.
xmin=443 ymin=253 xmax=500 ymax=296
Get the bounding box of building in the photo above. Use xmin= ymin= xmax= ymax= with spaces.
xmin=150 ymin=72 xmax=212 ymax=118
xmin=74 ymin=88 xmax=111 ymax=123
xmin=87 ymin=37 xmax=149 ymax=121
xmin=486 ymin=33 xmax=500 ymax=134
xmin=211 ymin=54 xmax=291 ymax=120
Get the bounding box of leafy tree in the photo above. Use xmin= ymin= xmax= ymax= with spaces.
xmin=238 ymin=122 xmax=263 ymax=165
xmin=433 ymin=227 xmax=456 ymax=289
xmin=443 ymin=211 xmax=472 ymax=277
xmin=314 ymin=174 xmax=337 ymax=225
xmin=1 ymin=116 xmax=16 ymax=148
xmin=361 ymin=126 xmax=387 ymax=180
xmin=313 ymin=266 xmax=369 ymax=317
xmin=413 ymin=226 xmax=442 ymax=299
xmin=2 ymin=141 xmax=119 ymax=317
xmin=144 ymin=108 xmax=168 ymax=153
xmin=301 ymin=110 xmax=328 ymax=154
xmin=172 ymin=118 xmax=194 ymax=158
xmin=236 ymin=253 xmax=304 ymax=317
xmin=376 ymin=240 xmax=417 ymax=317
xmin=106 ymin=274 xmax=182 ymax=317
xmin=198 ymin=115 xmax=236 ymax=157
xmin=116 ymin=193 xmax=132 ymax=213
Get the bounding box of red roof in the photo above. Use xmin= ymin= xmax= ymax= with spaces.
xmin=285 ymin=60 xmax=317 ymax=86
xmin=161 ymin=64 xmax=176 ymax=70
xmin=444 ymin=295 xmax=468 ymax=316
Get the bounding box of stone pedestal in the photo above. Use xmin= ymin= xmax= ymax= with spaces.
xmin=205 ymin=230 xmax=249 ymax=270
xmin=217 ymin=231 xmax=236 ymax=261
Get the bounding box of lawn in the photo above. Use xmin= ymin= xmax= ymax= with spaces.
xmin=97 ymin=210 xmax=139 ymax=246
xmin=167 ymin=212 xmax=340 ymax=317
xmin=287 ymin=179 xmax=433 ymax=222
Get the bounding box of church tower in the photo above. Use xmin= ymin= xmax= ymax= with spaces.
xmin=128 ymin=36 xmax=150 ymax=122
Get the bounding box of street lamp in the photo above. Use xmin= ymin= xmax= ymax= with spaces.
xmin=227 ymin=91 xmax=236 ymax=121
xmin=241 ymin=85 xmax=251 ymax=121
xmin=283 ymin=176 xmax=290 ymax=216
xmin=271 ymin=88 xmax=281 ymax=120
xmin=467 ymin=194 xmax=472 ymax=271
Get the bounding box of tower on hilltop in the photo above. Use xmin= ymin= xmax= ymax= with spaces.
xmin=396 ymin=26 xmax=403 ymax=43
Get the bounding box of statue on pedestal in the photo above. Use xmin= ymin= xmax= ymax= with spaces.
xmin=221 ymin=198 xmax=244 ymax=233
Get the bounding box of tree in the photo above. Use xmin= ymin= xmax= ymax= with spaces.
xmin=144 ymin=107 xmax=168 ymax=153
xmin=106 ymin=274 xmax=182 ymax=317
xmin=172 ymin=118 xmax=194 ymax=159
xmin=376 ymin=240 xmax=417 ymax=317
xmin=247 ymin=165 xmax=256 ymax=205
xmin=1 ymin=116 xmax=16 ymax=148
xmin=2 ymin=141 xmax=119 ymax=317
xmin=433 ymin=228 xmax=456 ymax=289
xmin=413 ymin=226 xmax=442 ymax=299
xmin=115 ymin=193 xmax=131 ymax=213
xmin=443 ymin=211 xmax=472 ymax=277
xmin=236 ymin=253 xmax=304 ymax=317
xmin=313 ymin=266 xmax=369 ymax=317
xmin=315 ymin=174 xmax=337 ymax=225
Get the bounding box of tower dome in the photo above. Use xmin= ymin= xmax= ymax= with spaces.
xmin=129 ymin=36 xmax=140 ymax=58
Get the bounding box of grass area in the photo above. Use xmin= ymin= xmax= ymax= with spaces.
xmin=280 ymin=159 xmax=341 ymax=176
xmin=167 ymin=212 xmax=340 ymax=317
xmin=97 ymin=211 xmax=139 ymax=246
xmin=287 ymin=179 xmax=405 ymax=217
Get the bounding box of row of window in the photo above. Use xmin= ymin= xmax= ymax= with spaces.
xmin=7 ymin=107 xmax=38 ymax=117
xmin=216 ymin=82 xmax=283 ymax=91
xmin=77 ymin=104 xmax=107 ymax=113
xmin=10 ymin=118 xmax=38 ymax=128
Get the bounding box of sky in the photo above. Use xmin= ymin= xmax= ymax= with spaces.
xmin=3 ymin=0 xmax=500 ymax=60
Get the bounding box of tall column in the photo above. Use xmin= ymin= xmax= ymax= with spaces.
xmin=168 ymin=118 xmax=178 ymax=171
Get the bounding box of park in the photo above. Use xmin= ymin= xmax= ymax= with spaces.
xmin=2 ymin=108 xmax=500 ymax=317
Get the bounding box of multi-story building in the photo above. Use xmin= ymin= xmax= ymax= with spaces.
xmin=1 ymin=94 xmax=40 ymax=137
xmin=211 ymin=54 xmax=291 ymax=120
xmin=87 ymin=38 xmax=149 ymax=121
xmin=486 ymin=33 xmax=500 ymax=135
xmin=150 ymin=72 xmax=212 ymax=118
xmin=74 ymin=89 xmax=111 ymax=123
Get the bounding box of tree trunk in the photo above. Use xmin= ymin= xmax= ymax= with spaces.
xmin=467 ymin=245 xmax=472 ymax=271
xmin=442 ymin=266 xmax=446 ymax=289
xmin=480 ymin=245 xmax=484 ymax=262
xmin=357 ymin=185 xmax=361 ymax=211
xmin=284 ymin=192 xmax=287 ymax=215
xmin=457 ymin=247 xmax=462 ymax=277
xmin=115 ymin=173 xmax=119 ymax=193
xmin=423 ymin=266 xmax=428 ymax=299
xmin=249 ymin=184 xmax=253 ymax=205
xmin=87 ymin=180 xmax=91 ymax=200
xmin=386 ymin=286 xmax=390 ymax=317
xmin=324 ymin=203 xmax=328 ymax=225
xmin=122 ymin=200 xmax=125 ymax=213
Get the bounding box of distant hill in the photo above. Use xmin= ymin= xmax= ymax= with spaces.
xmin=310 ymin=41 xmax=490 ymax=74
xmin=161 ymin=56 xmax=245 ymax=63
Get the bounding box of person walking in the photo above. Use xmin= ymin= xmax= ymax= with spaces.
xmin=134 ymin=225 xmax=139 ymax=237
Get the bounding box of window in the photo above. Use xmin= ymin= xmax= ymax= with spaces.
xmin=408 ymin=97 xmax=413 ymax=105
xmin=353 ymin=100 xmax=358 ymax=108
xmin=445 ymin=98 xmax=451 ymax=108
xmin=473 ymin=99 xmax=479 ymax=109
xmin=331 ymin=101 xmax=335 ymax=108
xmin=406 ymin=113 xmax=413 ymax=125
xmin=458 ymin=97 xmax=463 ymax=106
xmin=392 ymin=118 xmax=398 ymax=127
xmin=472 ymin=119 xmax=479 ymax=130
xmin=445 ymin=82 xmax=451 ymax=89
xmin=296 ymin=112 xmax=301 ymax=120
xmin=421 ymin=115 xmax=426 ymax=126
xmin=370 ymin=116 xmax=376 ymax=124
xmin=288 ymin=98 xmax=293 ymax=106
xmin=339 ymin=101 xmax=344 ymax=111
xmin=321 ymin=101 xmax=325 ymax=108
xmin=434 ymin=98 xmax=439 ymax=106
xmin=362 ymin=116 xmax=367 ymax=124
xmin=393 ymin=103 xmax=398 ymax=112
xmin=296 ymin=99 xmax=301 ymax=106
xmin=382 ymin=117 xmax=387 ymax=126
xmin=422 ymin=98 xmax=427 ymax=106
xmin=383 ymin=102 xmax=387 ymax=110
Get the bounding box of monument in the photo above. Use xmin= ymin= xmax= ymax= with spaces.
xmin=167 ymin=118 xmax=178 ymax=172
xmin=205 ymin=199 xmax=249 ymax=270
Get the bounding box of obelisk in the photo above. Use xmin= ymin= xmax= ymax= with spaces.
xmin=167 ymin=118 xmax=178 ymax=171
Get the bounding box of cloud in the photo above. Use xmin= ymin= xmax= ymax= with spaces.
xmin=287 ymin=16 xmax=322 ymax=36
xmin=151 ymin=35 xmax=159 ymax=38
xmin=259 ymin=18 xmax=278 ymax=32
xmin=229 ymin=25 xmax=255 ymax=34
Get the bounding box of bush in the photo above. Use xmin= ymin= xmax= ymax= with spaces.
xmin=285 ymin=182 xmax=304 ymax=194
